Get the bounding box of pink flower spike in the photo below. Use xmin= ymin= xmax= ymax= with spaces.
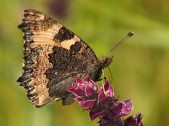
xmin=66 ymin=75 xmax=143 ymax=126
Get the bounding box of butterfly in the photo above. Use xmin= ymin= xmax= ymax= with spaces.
xmin=17 ymin=9 xmax=133 ymax=108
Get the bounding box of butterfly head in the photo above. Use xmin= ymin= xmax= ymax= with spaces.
xmin=100 ymin=56 xmax=113 ymax=68
xmin=99 ymin=32 xmax=134 ymax=68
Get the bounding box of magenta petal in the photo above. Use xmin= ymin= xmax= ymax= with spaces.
xmin=68 ymin=75 xmax=98 ymax=97
xmin=74 ymin=98 xmax=96 ymax=108
xmin=67 ymin=86 xmax=85 ymax=97
xmin=98 ymin=90 xmax=104 ymax=103
xmin=103 ymin=81 xmax=114 ymax=97
xmin=89 ymin=108 xmax=105 ymax=121
xmin=84 ymin=75 xmax=97 ymax=89
xmin=109 ymin=99 xmax=133 ymax=118
xmin=122 ymin=99 xmax=133 ymax=112
xmin=83 ymin=76 xmax=97 ymax=97
xmin=79 ymin=99 xmax=96 ymax=108
xmin=85 ymin=84 xmax=94 ymax=97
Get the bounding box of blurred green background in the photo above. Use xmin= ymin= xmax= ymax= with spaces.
xmin=0 ymin=0 xmax=169 ymax=126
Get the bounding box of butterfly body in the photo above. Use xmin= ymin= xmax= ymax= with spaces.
xmin=17 ymin=9 xmax=111 ymax=107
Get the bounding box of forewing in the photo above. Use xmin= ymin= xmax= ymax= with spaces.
xmin=17 ymin=9 xmax=102 ymax=107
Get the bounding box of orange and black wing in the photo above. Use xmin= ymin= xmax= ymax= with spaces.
xmin=17 ymin=9 xmax=102 ymax=107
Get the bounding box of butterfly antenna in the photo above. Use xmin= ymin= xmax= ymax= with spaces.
xmin=106 ymin=32 xmax=134 ymax=56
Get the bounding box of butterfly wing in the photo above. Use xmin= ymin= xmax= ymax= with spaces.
xmin=17 ymin=9 xmax=103 ymax=107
